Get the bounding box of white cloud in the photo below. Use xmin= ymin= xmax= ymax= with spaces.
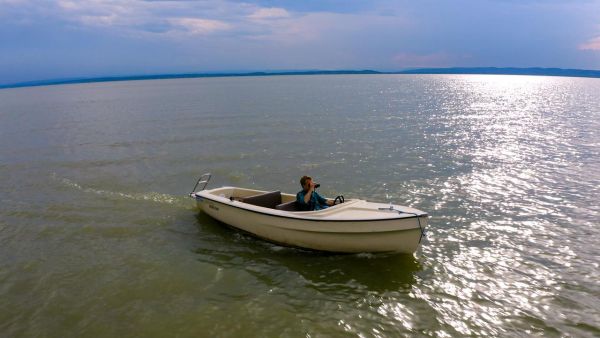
xmin=248 ymin=7 xmax=290 ymax=20
xmin=57 ymin=0 xmax=131 ymax=17
xmin=55 ymin=0 xmax=151 ymax=29
xmin=79 ymin=14 xmax=118 ymax=26
xmin=47 ymin=0 xmax=237 ymax=37
xmin=168 ymin=18 xmax=231 ymax=35
xmin=579 ymin=36 xmax=600 ymax=50
xmin=0 ymin=0 xmax=404 ymax=46
xmin=56 ymin=0 xmax=78 ymax=10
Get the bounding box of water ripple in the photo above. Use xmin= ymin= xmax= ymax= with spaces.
xmin=1 ymin=75 xmax=598 ymax=336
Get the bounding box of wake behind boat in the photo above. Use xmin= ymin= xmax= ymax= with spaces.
xmin=189 ymin=174 xmax=428 ymax=253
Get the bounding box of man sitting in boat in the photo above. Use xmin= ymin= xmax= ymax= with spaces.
xmin=296 ymin=176 xmax=334 ymax=211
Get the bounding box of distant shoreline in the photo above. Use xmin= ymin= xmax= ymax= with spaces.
xmin=2 ymin=67 xmax=600 ymax=89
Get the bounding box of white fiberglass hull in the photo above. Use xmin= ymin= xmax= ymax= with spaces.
xmin=192 ymin=187 xmax=428 ymax=253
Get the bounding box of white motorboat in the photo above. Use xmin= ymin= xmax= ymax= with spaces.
xmin=189 ymin=174 xmax=428 ymax=253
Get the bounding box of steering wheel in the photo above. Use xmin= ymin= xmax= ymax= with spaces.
xmin=333 ymin=195 xmax=345 ymax=205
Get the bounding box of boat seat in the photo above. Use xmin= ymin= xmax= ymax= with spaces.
xmin=275 ymin=200 xmax=301 ymax=212
xmin=240 ymin=191 xmax=282 ymax=209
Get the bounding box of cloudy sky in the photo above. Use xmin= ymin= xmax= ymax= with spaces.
xmin=1 ymin=0 xmax=599 ymax=84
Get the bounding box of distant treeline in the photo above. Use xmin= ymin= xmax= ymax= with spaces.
xmin=395 ymin=67 xmax=600 ymax=78
xmin=2 ymin=68 xmax=599 ymax=89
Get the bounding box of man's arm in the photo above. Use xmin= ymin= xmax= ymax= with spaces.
xmin=297 ymin=191 xmax=310 ymax=204
xmin=304 ymin=192 xmax=312 ymax=203
xmin=303 ymin=187 xmax=313 ymax=204
xmin=315 ymin=192 xmax=333 ymax=206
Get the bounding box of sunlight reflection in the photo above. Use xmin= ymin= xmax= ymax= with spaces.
xmin=376 ymin=301 xmax=415 ymax=331
xmin=412 ymin=75 xmax=591 ymax=335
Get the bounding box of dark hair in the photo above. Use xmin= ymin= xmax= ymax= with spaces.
xmin=300 ymin=175 xmax=312 ymax=187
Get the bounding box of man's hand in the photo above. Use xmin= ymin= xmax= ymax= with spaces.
xmin=303 ymin=181 xmax=315 ymax=203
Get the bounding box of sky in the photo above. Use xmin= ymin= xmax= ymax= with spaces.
xmin=1 ymin=0 xmax=600 ymax=84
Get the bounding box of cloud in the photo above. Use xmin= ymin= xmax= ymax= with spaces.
xmin=3 ymin=0 xmax=600 ymax=84
xmin=33 ymin=0 xmax=236 ymax=38
xmin=0 ymin=0 xmax=30 ymax=4
xmin=54 ymin=0 xmax=155 ymax=30
xmin=243 ymin=11 xmax=407 ymax=47
xmin=0 ymin=0 xmax=402 ymax=45
xmin=248 ymin=7 xmax=290 ymax=20
xmin=579 ymin=36 xmax=600 ymax=50
xmin=168 ymin=18 xmax=231 ymax=35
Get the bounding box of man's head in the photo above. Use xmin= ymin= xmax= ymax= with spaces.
xmin=300 ymin=175 xmax=312 ymax=190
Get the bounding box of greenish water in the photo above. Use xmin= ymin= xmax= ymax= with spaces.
xmin=1 ymin=75 xmax=598 ymax=337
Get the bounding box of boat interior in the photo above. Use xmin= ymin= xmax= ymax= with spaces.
xmin=198 ymin=186 xmax=426 ymax=220
xmin=204 ymin=187 xmax=308 ymax=212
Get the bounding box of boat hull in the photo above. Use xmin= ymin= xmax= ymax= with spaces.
xmin=194 ymin=193 xmax=426 ymax=253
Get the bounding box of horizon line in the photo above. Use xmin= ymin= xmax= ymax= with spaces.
xmin=2 ymin=67 xmax=600 ymax=90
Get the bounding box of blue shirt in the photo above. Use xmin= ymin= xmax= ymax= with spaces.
xmin=296 ymin=190 xmax=329 ymax=211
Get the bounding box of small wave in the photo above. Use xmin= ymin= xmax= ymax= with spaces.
xmin=53 ymin=174 xmax=185 ymax=205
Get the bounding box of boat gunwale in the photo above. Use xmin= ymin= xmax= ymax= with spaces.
xmin=193 ymin=191 xmax=428 ymax=223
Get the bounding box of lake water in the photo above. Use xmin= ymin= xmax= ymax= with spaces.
xmin=1 ymin=75 xmax=599 ymax=337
